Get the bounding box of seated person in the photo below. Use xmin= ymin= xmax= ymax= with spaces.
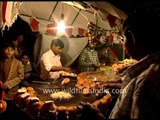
xmin=40 ymin=39 xmax=71 ymax=80
xmin=0 ymin=42 xmax=24 ymax=99
xmin=78 ymin=41 xmax=100 ymax=72
xmin=20 ymin=51 xmax=32 ymax=80
xmin=96 ymin=44 xmax=110 ymax=66
xmin=11 ymin=34 xmax=24 ymax=59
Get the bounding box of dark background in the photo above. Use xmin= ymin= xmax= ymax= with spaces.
xmin=0 ymin=16 xmax=38 ymax=61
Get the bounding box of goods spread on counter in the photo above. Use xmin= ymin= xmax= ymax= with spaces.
xmin=14 ymin=58 xmax=137 ymax=119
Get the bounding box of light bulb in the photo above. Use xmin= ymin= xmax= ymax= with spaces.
xmin=57 ymin=20 xmax=65 ymax=33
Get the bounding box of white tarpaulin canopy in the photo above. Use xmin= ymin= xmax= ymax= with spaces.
xmin=1 ymin=1 xmax=127 ymax=31
xmin=18 ymin=1 xmax=111 ymax=30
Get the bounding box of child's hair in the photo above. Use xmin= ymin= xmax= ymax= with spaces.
xmin=21 ymin=51 xmax=31 ymax=59
xmin=0 ymin=42 xmax=15 ymax=59
xmin=1 ymin=42 xmax=15 ymax=50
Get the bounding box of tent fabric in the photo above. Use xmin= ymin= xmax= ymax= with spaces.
xmin=1 ymin=1 xmax=22 ymax=29
xmin=1 ymin=1 xmax=127 ymax=30
xmin=19 ymin=15 xmax=87 ymax=37
xmin=1 ymin=1 xmax=127 ymax=33
xmin=17 ymin=2 xmax=114 ymax=30
xmin=0 ymin=2 xmax=2 ymax=27
xmin=85 ymin=1 xmax=126 ymax=19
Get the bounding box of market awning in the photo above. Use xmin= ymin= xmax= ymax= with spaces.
xmin=1 ymin=1 xmax=127 ymax=33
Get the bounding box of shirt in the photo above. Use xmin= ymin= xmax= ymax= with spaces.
xmin=0 ymin=57 xmax=24 ymax=100
xmin=23 ymin=61 xmax=32 ymax=73
xmin=78 ymin=48 xmax=100 ymax=72
xmin=109 ymin=51 xmax=160 ymax=119
xmin=40 ymin=49 xmax=62 ymax=80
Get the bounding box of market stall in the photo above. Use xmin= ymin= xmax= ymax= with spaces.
xmin=1 ymin=0 xmax=160 ymax=119
xmin=0 ymin=1 xmax=130 ymax=119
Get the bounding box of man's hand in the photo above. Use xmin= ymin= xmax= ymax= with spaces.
xmin=77 ymin=102 xmax=106 ymax=120
xmin=92 ymin=63 xmax=101 ymax=70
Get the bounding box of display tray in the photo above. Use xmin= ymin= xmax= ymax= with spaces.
xmin=77 ymin=71 xmax=121 ymax=83
xmin=26 ymin=78 xmax=98 ymax=107
xmin=15 ymin=75 xmax=117 ymax=120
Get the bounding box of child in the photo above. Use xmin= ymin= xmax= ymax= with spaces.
xmin=0 ymin=42 xmax=24 ymax=99
xmin=20 ymin=52 xmax=32 ymax=80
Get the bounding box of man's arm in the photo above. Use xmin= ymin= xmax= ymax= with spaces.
xmin=41 ymin=53 xmax=71 ymax=72
xmin=50 ymin=66 xmax=71 ymax=72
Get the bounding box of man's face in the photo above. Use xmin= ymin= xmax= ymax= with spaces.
xmin=124 ymin=30 xmax=138 ymax=59
xmin=89 ymin=42 xmax=96 ymax=50
xmin=51 ymin=45 xmax=63 ymax=55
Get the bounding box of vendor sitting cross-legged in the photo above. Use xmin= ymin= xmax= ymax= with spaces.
xmin=40 ymin=39 xmax=71 ymax=80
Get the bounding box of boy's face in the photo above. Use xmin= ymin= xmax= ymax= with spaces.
xmin=13 ymin=40 xmax=19 ymax=47
xmin=3 ymin=47 xmax=15 ymax=58
xmin=51 ymin=45 xmax=62 ymax=55
xmin=21 ymin=55 xmax=29 ymax=65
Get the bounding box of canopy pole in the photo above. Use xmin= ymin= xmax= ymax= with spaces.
xmin=48 ymin=1 xmax=59 ymax=21
xmin=71 ymin=9 xmax=81 ymax=25
xmin=72 ymin=6 xmax=89 ymax=21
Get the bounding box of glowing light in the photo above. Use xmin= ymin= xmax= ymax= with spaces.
xmin=57 ymin=20 xmax=65 ymax=33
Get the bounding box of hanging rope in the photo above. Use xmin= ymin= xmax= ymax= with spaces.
xmin=61 ymin=2 xmax=64 ymax=20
